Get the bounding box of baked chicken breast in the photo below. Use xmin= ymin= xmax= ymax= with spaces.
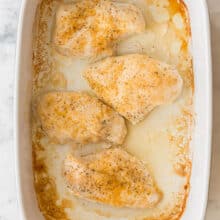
xmin=84 ymin=54 xmax=183 ymax=124
xmin=37 ymin=91 xmax=127 ymax=145
xmin=63 ymin=148 xmax=162 ymax=208
xmin=53 ymin=0 xmax=145 ymax=57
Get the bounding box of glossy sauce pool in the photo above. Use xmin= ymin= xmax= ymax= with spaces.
xmin=32 ymin=0 xmax=194 ymax=219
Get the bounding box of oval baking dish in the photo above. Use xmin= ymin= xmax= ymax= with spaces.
xmin=15 ymin=0 xmax=212 ymax=219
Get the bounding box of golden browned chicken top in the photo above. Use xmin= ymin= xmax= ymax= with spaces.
xmin=53 ymin=0 xmax=145 ymax=57
xmin=84 ymin=54 xmax=183 ymax=124
xmin=37 ymin=91 xmax=127 ymax=145
xmin=64 ymin=148 xmax=162 ymax=208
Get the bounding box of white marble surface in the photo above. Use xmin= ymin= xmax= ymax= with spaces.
xmin=205 ymin=0 xmax=220 ymax=219
xmin=0 ymin=0 xmax=21 ymax=219
xmin=0 ymin=0 xmax=219 ymax=219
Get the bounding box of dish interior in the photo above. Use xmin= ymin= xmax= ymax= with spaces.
xmin=31 ymin=0 xmax=194 ymax=219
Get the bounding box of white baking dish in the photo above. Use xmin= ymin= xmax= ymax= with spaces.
xmin=14 ymin=0 xmax=212 ymax=219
